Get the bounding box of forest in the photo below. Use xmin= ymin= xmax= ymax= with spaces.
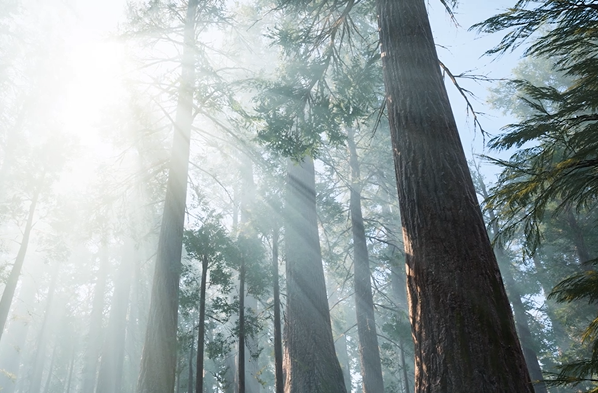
xmin=1 ymin=0 xmax=598 ymax=392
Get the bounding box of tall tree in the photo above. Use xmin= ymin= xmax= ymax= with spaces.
xmin=136 ymin=0 xmax=198 ymax=392
xmin=283 ymin=157 xmax=347 ymax=393
xmin=376 ymin=0 xmax=533 ymax=391
xmin=347 ymin=127 xmax=384 ymax=393
xmin=0 ymin=185 xmax=39 ymax=341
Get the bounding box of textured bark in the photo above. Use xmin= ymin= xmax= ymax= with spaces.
xmin=136 ymin=0 xmax=197 ymax=392
xmin=96 ymin=242 xmax=134 ymax=393
xmin=283 ymin=157 xmax=347 ymax=393
xmin=376 ymin=0 xmax=533 ymax=391
xmin=81 ymin=240 xmax=110 ymax=393
xmin=196 ymin=256 xmax=208 ymax=393
xmin=272 ymin=227 xmax=284 ymax=393
xmin=347 ymin=128 xmax=384 ymax=393
xmin=0 ymin=188 xmax=38 ymax=341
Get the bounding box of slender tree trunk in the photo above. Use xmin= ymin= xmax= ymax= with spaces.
xmin=478 ymin=177 xmax=548 ymax=393
xmin=495 ymin=248 xmax=547 ymax=393
xmin=390 ymin=253 xmax=412 ymax=393
xmin=43 ymin=342 xmax=58 ymax=393
xmin=29 ymin=266 xmax=59 ymax=393
xmin=271 ymin=227 xmax=284 ymax=393
xmin=188 ymin=330 xmax=195 ymax=393
xmin=565 ymin=208 xmax=591 ymax=265
xmin=81 ymin=239 xmax=110 ymax=393
xmin=65 ymin=341 xmax=76 ymax=393
xmin=283 ymin=157 xmax=347 ymax=393
xmin=347 ymin=128 xmax=384 ymax=393
xmin=238 ymin=257 xmax=246 ymax=393
xmin=96 ymin=242 xmax=134 ymax=393
xmin=136 ymin=0 xmax=197 ymax=392
xmin=376 ymin=0 xmax=532 ymax=391
xmin=0 ymin=276 xmax=36 ymax=393
xmin=0 ymin=188 xmax=39 ymax=341
xmin=196 ymin=256 xmax=208 ymax=393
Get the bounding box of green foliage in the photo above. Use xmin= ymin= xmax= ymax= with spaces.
xmin=546 ymin=263 xmax=598 ymax=391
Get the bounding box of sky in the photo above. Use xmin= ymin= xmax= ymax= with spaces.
xmin=55 ymin=0 xmax=525 ymax=186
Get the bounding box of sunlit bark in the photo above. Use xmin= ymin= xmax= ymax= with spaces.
xmin=283 ymin=157 xmax=347 ymax=393
xmin=136 ymin=0 xmax=198 ymax=392
xmin=376 ymin=0 xmax=533 ymax=391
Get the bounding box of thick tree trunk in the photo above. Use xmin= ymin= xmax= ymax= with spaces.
xmin=271 ymin=227 xmax=284 ymax=393
xmin=347 ymin=128 xmax=384 ymax=393
xmin=283 ymin=157 xmax=347 ymax=393
xmin=376 ymin=0 xmax=532 ymax=391
xmin=565 ymin=208 xmax=591 ymax=265
xmin=96 ymin=242 xmax=134 ymax=393
xmin=196 ymin=256 xmax=208 ymax=393
xmin=136 ymin=0 xmax=197 ymax=392
xmin=81 ymin=239 xmax=110 ymax=393
xmin=0 ymin=188 xmax=38 ymax=341
xmin=43 ymin=342 xmax=58 ymax=393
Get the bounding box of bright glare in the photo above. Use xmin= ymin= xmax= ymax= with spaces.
xmin=58 ymin=40 xmax=127 ymax=192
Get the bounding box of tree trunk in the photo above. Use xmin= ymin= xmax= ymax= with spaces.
xmin=81 ymin=239 xmax=110 ymax=393
xmin=136 ymin=0 xmax=197 ymax=392
xmin=43 ymin=341 xmax=58 ymax=393
xmin=0 ymin=275 xmax=36 ymax=393
xmin=283 ymin=157 xmax=347 ymax=393
xmin=28 ymin=266 xmax=59 ymax=393
xmin=188 ymin=329 xmax=195 ymax=393
xmin=271 ymin=226 xmax=284 ymax=393
xmin=238 ymin=257 xmax=246 ymax=393
xmin=196 ymin=256 xmax=208 ymax=393
xmin=0 ymin=188 xmax=39 ymax=341
xmin=96 ymin=242 xmax=134 ymax=393
xmin=478 ymin=177 xmax=548 ymax=393
xmin=495 ymin=248 xmax=547 ymax=393
xmin=390 ymin=253 xmax=412 ymax=393
xmin=347 ymin=128 xmax=384 ymax=393
xmin=376 ymin=1 xmax=532 ymax=390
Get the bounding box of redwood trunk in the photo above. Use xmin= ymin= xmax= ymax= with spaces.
xmin=347 ymin=128 xmax=384 ymax=393
xmin=376 ymin=0 xmax=532 ymax=391
xmin=283 ymin=157 xmax=346 ymax=393
xmin=136 ymin=0 xmax=197 ymax=392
